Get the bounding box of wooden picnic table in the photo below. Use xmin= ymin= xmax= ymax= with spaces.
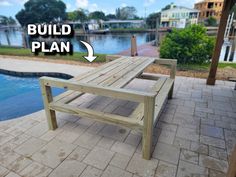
xmin=40 ymin=56 xmax=177 ymax=159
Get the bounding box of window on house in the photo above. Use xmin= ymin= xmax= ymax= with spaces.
xmin=208 ymin=2 xmax=214 ymax=9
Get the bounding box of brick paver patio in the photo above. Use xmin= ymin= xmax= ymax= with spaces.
xmin=0 ymin=76 xmax=235 ymax=177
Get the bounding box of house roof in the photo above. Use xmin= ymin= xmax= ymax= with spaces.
xmin=161 ymin=6 xmax=200 ymax=13
xmin=102 ymin=20 xmax=144 ymax=24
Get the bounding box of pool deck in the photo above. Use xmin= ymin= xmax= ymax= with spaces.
xmin=0 ymin=56 xmax=94 ymax=77
xmin=0 ymin=57 xmax=236 ymax=177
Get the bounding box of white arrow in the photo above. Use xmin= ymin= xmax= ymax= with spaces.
xmin=80 ymin=40 xmax=97 ymax=62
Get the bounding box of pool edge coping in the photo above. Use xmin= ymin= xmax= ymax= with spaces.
xmin=0 ymin=68 xmax=74 ymax=79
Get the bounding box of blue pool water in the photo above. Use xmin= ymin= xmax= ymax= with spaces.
xmin=0 ymin=74 xmax=64 ymax=121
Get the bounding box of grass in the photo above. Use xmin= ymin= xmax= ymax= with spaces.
xmin=177 ymin=63 xmax=209 ymax=71
xmin=0 ymin=46 xmax=107 ymax=62
xmin=178 ymin=62 xmax=236 ymax=71
xmin=218 ymin=62 xmax=236 ymax=69
xmin=1 ymin=46 xmax=236 ymax=70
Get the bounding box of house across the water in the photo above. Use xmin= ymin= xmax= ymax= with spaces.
xmin=67 ymin=19 xmax=145 ymax=33
xmin=160 ymin=4 xmax=200 ymax=28
xmin=102 ymin=20 xmax=145 ymax=29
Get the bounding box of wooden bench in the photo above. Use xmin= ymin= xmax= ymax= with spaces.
xmin=39 ymin=56 xmax=177 ymax=160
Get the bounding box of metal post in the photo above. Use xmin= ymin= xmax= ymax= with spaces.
xmin=5 ymin=30 xmax=11 ymax=46
xmin=225 ymin=14 xmax=231 ymax=39
xmin=229 ymin=30 xmax=236 ymax=61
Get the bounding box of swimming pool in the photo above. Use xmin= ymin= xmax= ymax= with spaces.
xmin=0 ymin=74 xmax=64 ymax=121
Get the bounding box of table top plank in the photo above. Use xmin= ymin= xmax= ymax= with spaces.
xmin=77 ymin=61 xmax=124 ymax=83
xmin=87 ymin=57 xmax=139 ymax=85
xmin=73 ymin=56 xmax=125 ymax=82
xmin=110 ymin=57 xmax=155 ymax=88
xmin=92 ymin=57 xmax=146 ymax=86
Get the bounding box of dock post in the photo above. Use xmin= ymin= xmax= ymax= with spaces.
xmin=131 ymin=35 xmax=138 ymax=57
xmin=156 ymin=17 xmax=160 ymax=47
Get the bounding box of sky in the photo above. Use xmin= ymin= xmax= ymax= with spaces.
xmin=0 ymin=0 xmax=202 ymax=18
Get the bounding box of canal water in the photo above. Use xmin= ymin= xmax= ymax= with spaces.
xmin=0 ymin=30 xmax=155 ymax=54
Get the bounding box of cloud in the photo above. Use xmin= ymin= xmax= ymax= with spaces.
xmin=14 ymin=0 xmax=28 ymax=4
xmin=144 ymin=0 xmax=155 ymax=7
xmin=66 ymin=3 xmax=72 ymax=10
xmin=88 ymin=3 xmax=98 ymax=12
xmin=76 ymin=0 xmax=88 ymax=8
xmin=121 ymin=3 xmax=127 ymax=7
xmin=103 ymin=9 xmax=115 ymax=15
xmin=75 ymin=0 xmax=100 ymax=13
xmin=0 ymin=0 xmax=28 ymax=6
xmin=0 ymin=0 xmax=13 ymax=6
xmin=174 ymin=0 xmax=200 ymax=7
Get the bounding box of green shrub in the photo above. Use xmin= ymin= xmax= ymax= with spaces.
xmin=160 ymin=25 xmax=215 ymax=64
xmin=205 ymin=16 xmax=217 ymax=26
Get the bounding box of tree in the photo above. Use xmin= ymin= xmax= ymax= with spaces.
xmin=133 ymin=15 xmax=142 ymax=20
xmin=15 ymin=0 xmax=66 ymax=27
xmin=67 ymin=9 xmax=87 ymax=22
xmin=89 ymin=11 xmax=106 ymax=20
xmin=8 ymin=17 xmax=16 ymax=25
xmin=146 ymin=12 xmax=161 ymax=29
xmin=0 ymin=16 xmax=9 ymax=25
xmin=77 ymin=9 xmax=88 ymax=22
xmin=205 ymin=16 xmax=217 ymax=26
xmin=67 ymin=11 xmax=78 ymax=21
xmin=162 ymin=3 xmax=176 ymax=11
xmin=116 ymin=6 xmax=137 ymax=20
xmin=160 ymin=25 xmax=215 ymax=64
xmin=106 ymin=14 xmax=116 ymax=20
xmin=116 ymin=8 xmax=121 ymax=19
xmin=121 ymin=6 xmax=137 ymax=19
xmin=0 ymin=16 xmax=16 ymax=25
